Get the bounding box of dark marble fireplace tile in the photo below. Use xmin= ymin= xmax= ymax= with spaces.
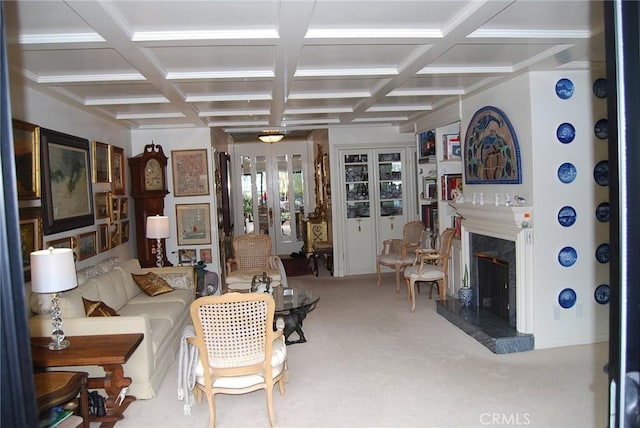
xmin=436 ymin=299 xmax=534 ymax=354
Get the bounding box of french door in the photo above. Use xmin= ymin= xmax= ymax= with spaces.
xmin=232 ymin=141 xmax=308 ymax=255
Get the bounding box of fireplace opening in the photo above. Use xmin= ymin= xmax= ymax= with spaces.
xmin=477 ymin=253 xmax=510 ymax=323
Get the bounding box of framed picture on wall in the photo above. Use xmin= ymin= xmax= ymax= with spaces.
xmin=12 ymin=119 xmax=41 ymax=200
xmin=19 ymin=207 xmax=42 ymax=282
xmin=178 ymin=248 xmax=197 ymax=266
xmin=121 ymin=221 xmax=130 ymax=243
xmin=176 ymin=203 xmax=211 ymax=245
xmin=98 ymin=223 xmax=110 ymax=252
xmin=111 ymin=146 xmax=126 ymax=195
xmin=77 ymin=231 xmax=97 ymax=260
xmin=417 ymin=129 xmax=436 ymax=163
xmin=200 ymin=248 xmax=213 ymax=264
xmin=92 ymin=141 xmax=111 ymax=183
xmin=40 ymin=128 xmax=94 ymax=234
xmin=171 ymin=149 xmax=210 ymax=197
xmin=95 ymin=191 xmax=111 ymax=219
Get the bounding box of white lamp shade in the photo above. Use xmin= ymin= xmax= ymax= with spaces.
xmin=146 ymin=215 xmax=170 ymax=239
xmin=30 ymin=248 xmax=78 ymax=293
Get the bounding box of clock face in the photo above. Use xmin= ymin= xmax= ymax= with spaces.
xmin=144 ymin=158 xmax=163 ymax=191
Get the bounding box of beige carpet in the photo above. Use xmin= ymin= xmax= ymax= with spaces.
xmin=111 ymin=270 xmax=609 ymax=428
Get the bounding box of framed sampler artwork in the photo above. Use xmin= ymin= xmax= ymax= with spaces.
xmin=171 ymin=149 xmax=210 ymax=197
xmin=92 ymin=141 xmax=111 ymax=183
xmin=111 ymin=146 xmax=126 ymax=195
xmin=40 ymin=128 xmax=94 ymax=234
xmin=176 ymin=203 xmax=211 ymax=245
xmin=77 ymin=231 xmax=97 ymax=261
xmin=12 ymin=119 xmax=41 ymax=200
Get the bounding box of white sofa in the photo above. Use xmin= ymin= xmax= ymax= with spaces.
xmin=27 ymin=258 xmax=196 ymax=399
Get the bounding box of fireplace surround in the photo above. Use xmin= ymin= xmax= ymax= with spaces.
xmin=451 ymin=202 xmax=534 ymax=335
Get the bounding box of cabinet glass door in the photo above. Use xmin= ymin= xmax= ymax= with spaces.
xmin=377 ymin=151 xmax=403 ymax=217
xmin=344 ymin=153 xmax=370 ymax=219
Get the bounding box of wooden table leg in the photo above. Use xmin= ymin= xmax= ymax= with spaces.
xmin=87 ymin=364 xmax=136 ymax=428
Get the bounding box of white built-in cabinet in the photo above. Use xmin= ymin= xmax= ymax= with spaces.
xmin=339 ymin=146 xmax=414 ymax=275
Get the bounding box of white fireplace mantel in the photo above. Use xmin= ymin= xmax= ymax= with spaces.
xmin=450 ymin=202 xmax=534 ymax=334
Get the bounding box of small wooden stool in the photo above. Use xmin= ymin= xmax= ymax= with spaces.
xmin=34 ymin=371 xmax=89 ymax=428
xmin=312 ymin=241 xmax=333 ymax=276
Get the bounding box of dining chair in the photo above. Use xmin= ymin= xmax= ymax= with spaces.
xmin=376 ymin=220 xmax=424 ymax=292
xmin=189 ymin=293 xmax=288 ymax=427
xmin=403 ymin=227 xmax=456 ymax=311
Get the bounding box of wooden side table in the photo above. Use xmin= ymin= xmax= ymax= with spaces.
xmin=31 ymin=333 xmax=143 ymax=428
xmin=34 ymin=371 xmax=89 ymax=428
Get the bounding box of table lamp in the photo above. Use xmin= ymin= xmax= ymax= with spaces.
xmin=30 ymin=247 xmax=78 ymax=350
xmin=146 ymin=215 xmax=170 ymax=267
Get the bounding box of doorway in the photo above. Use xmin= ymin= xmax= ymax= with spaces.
xmin=232 ymin=141 xmax=309 ymax=256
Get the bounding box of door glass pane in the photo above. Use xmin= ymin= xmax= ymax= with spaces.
xmin=292 ymin=155 xmax=304 ymax=240
xmin=240 ymin=155 xmax=270 ymax=234
xmin=277 ymin=155 xmax=291 ymax=238
xmin=345 ymin=153 xmax=370 ymax=218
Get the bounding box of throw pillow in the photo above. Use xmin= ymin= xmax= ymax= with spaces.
xmin=82 ymin=297 xmax=119 ymax=317
xmin=131 ymin=272 xmax=175 ymax=296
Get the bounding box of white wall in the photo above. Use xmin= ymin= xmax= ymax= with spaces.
xmin=130 ymin=128 xmax=219 ymax=273
xmin=529 ymin=70 xmax=609 ymax=348
xmin=455 ymin=71 xmax=609 ymax=348
xmin=11 ymin=85 xmax=134 ymax=270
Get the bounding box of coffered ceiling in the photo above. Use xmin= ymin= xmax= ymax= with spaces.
xmin=5 ymin=0 xmax=605 ymax=142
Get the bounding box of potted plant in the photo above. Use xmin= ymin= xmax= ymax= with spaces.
xmin=458 ymin=265 xmax=473 ymax=306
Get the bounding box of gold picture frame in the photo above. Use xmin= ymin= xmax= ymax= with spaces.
xmin=176 ymin=203 xmax=211 ymax=245
xmin=46 ymin=236 xmax=75 ymax=251
xmin=77 ymin=231 xmax=97 ymax=260
xmin=19 ymin=207 xmax=43 ymax=282
xmin=171 ymin=149 xmax=210 ymax=197
xmin=98 ymin=224 xmax=110 ymax=252
xmin=12 ymin=119 xmax=41 ymax=200
xmin=92 ymin=141 xmax=112 ymax=183
xmin=111 ymin=146 xmax=126 ymax=195
xmin=95 ymin=191 xmax=111 ymax=219
xmin=121 ymin=221 xmax=130 ymax=243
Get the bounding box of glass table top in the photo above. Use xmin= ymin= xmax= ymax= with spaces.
xmin=274 ymin=287 xmax=319 ymax=312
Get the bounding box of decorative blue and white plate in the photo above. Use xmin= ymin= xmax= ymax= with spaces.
xmin=558 ymin=246 xmax=578 ymax=267
xmin=594 ymin=284 xmax=610 ymax=304
xmin=593 ymin=160 xmax=609 ymax=186
xmin=558 ymin=288 xmax=577 ymax=309
xmin=557 ymin=162 xmax=577 ymax=184
xmin=558 ymin=206 xmax=577 ymax=227
xmin=596 ymin=202 xmax=610 ymax=222
xmin=556 ymin=78 xmax=575 ymax=99
xmin=557 ymin=123 xmax=576 ymax=144
xmin=596 ymin=243 xmax=610 ymax=263
xmin=594 ymin=119 xmax=608 ymax=140
xmin=593 ymin=78 xmax=607 ymax=99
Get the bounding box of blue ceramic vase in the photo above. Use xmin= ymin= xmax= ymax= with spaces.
xmin=458 ymin=287 xmax=473 ymax=307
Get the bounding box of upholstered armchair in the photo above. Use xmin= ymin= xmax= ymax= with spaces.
xmin=376 ymin=221 xmax=424 ymax=292
xmin=404 ymin=227 xmax=456 ymax=311
xmin=189 ymin=293 xmax=287 ymax=427
xmin=225 ymin=234 xmax=287 ymax=291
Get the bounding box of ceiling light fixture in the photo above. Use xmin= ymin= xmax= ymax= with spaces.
xmin=258 ymin=133 xmax=284 ymax=144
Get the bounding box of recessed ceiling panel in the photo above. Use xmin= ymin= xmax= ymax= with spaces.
xmin=429 ymin=43 xmax=562 ymax=68
xmin=21 ymin=49 xmax=137 ymax=77
xmin=149 ymin=46 xmax=276 ymax=72
xmin=297 ymin=45 xmax=418 ymax=71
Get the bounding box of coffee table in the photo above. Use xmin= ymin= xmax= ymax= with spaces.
xmin=274 ymin=288 xmax=319 ymax=344
xmin=31 ymin=333 xmax=143 ymax=428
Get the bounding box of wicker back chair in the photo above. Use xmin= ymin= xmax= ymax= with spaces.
xmin=189 ymin=293 xmax=287 ymax=427
xmin=225 ymin=234 xmax=286 ymax=291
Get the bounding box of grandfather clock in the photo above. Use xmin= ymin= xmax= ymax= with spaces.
xmin=129 ymin=143 xmax=171 ymax=267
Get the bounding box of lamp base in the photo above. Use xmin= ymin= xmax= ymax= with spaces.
xmin=48 ymin=339 xmax=70 ymax=351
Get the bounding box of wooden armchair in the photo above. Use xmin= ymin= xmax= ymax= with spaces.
xmin=376 ymin=221 xmax=424 ymax=292
xmin=225 ymin=234 xmax=286 ymax=291
xmin=404 ymin=228 xmax=456 ymax=311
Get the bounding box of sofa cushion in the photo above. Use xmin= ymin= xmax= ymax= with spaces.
xmin=89 ymin=269 xmax=129 ymax=311
xmin=76 ymin=257 xmax=121 ymax=285
xmin=82 ymin=297 xmax=119 ymax=317
xmin=118 ymin=300 xmax=185 ymax=327
xmin=113 ymin=259 xmax=145 ymax=300
xmin=132 ymin=273 xmax=174 ymax=296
